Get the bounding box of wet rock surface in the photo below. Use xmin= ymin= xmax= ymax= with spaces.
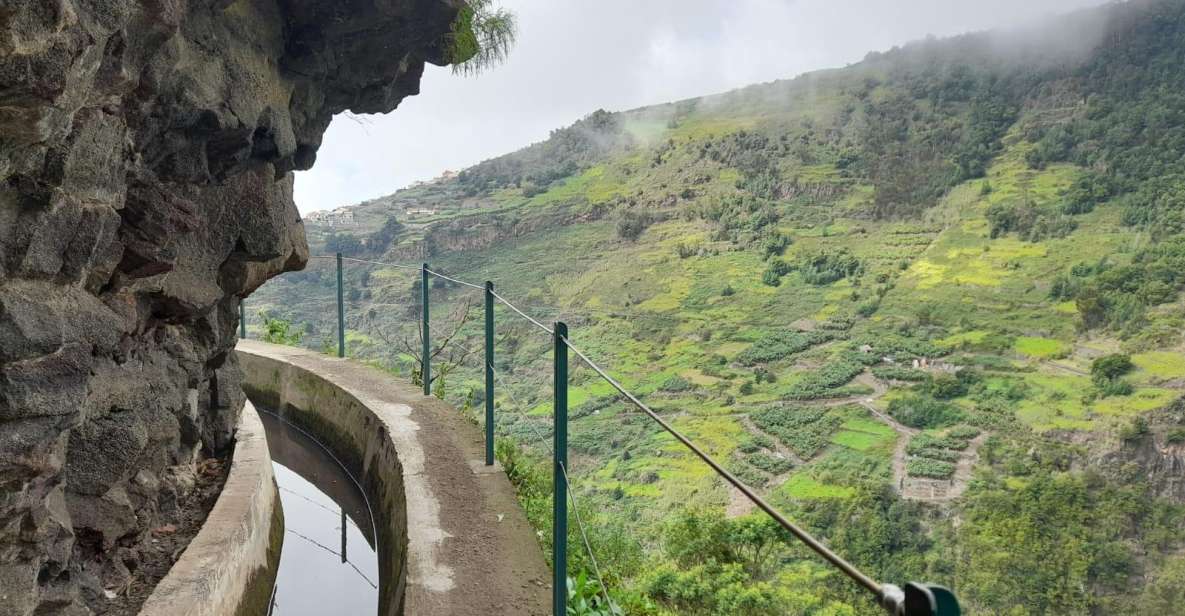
xmin=0 ymin=1 xmax=461 ymax=613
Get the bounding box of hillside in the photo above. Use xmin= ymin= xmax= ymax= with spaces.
xmin=253 ymin=1 xmax=1185 ymax=613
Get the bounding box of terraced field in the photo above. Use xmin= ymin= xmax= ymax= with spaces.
xmin=254 ymin=3 xmax=1185 ymax=613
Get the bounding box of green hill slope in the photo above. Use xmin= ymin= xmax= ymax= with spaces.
xmin=254 ymin=1 xmax=1185 ymax=613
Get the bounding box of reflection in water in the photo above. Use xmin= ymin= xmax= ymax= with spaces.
xmin=260 ymin=411 xmax=379 ymax=616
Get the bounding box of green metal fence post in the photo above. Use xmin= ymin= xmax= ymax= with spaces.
xmin=336 ymin=253 xmax=345 ymax=358
xmin=340 ymin=507 xmax=347 ymax=564
xmin=553 ymin=321 xmax=569 ymax=616
xmin=239 ymin=298 xmax=246 ymax=339
xmin=484 ymin=281 xmax=495 ymax=466
xmin=421 ymin=263 xmax=431 ymax=396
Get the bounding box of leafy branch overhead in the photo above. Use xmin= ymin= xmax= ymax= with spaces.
xmin=447 ymin=0 xmax=517 ymax=76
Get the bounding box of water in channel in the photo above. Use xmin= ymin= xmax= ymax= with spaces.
xmin=259 ymin=410 xmax=379 ymax=616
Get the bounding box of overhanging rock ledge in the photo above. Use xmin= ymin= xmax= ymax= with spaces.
xmin=0 ymin=1 xmax=464 ymax=613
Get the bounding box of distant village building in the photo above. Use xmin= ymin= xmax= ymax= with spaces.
xmin=912 ymin=357 xmax=961 ymax=373
xmin=406 ymin=207 xmax=438 ymax=216
xmin=410 ymin=169 xmax=459 ymax=188
xmin=304 ymin=207 xmax=357 ymax=228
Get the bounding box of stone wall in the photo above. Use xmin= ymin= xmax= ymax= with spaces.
xmin=0 ymin=1 xmax=463 ymax=613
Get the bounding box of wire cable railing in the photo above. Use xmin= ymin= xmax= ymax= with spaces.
xmin=241 ymin=253 xmax=961 ymax=616
xmin=440 ymin=335 xmax=615 ymax=610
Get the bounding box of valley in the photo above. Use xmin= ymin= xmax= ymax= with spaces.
xmin=252 ymin=2 xmax=1185 ymax=613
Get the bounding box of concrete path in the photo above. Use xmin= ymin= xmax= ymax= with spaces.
xmin=237 ymin=340 xmax=550 ymax=616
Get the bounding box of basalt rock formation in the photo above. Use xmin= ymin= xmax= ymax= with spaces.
xmin=0 ymin=1 xmax=464 ymax=613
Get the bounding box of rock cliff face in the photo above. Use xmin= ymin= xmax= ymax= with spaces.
xmin=0 ymin=1 xmax=463 ymax=613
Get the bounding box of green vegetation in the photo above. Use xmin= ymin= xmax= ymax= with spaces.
xmin=253 ymin=2 xmax=1185 ymax=612
xmin=258 ymin=313 xmax=303 ymax=346
xmin=798 ymin=248 xmax=863 ymax=285
xmin=871 ymin=366 xmax=929 ymax=382
xmin=750 ymin=406 xmax=840 ymax=459
xmin=905 ymin=458 xmax=955 ymax=480
xmin=735 ymin=330 xmax=831 ymax=365
xmin=446 ymin=0 xmax=517 ymax=76
xmin=888 ymin=394 xmax=963 ymax=430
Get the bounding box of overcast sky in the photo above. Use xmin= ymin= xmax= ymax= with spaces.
xmin=294 ymin=0 xmax=1107 ymax=215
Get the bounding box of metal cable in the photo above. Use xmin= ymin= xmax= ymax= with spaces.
xmin=308 ymin=255 xmax=419 ymax=271
xmin=425 ymin=267 xmax=485 ymax=290
xmin=559 ymin=334 xmax=884 ymax=597
xmin=490 ymin=290 xmax=554 ymax=335
xmin=442 ymin=337 xmax=554 ymax=455
xmin=559 ymin=460 xmax=614 ymax=609
xmin=476 ymin=347 xmax=613 ymax=607
xmin=278 ymin=485 xmax=341 ymax=518
xmin=444 ymin=336 xmax=613 ymax=605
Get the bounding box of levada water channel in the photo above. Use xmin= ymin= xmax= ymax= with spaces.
xmin=259 ymin=409 xmax=379 ymax=615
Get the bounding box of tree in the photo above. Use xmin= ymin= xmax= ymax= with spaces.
xmin=446 ymin=0 xmax=517 ymax=76
xmin=616 ymin=209 xmax=653 ymax=241
xmin=324 ymin=232 xmax=362 ymax=256
xmin=1091 ymin=354 xmax=1133 ymax=384
xmin=374 ymin=299 xmax=477 ymax=398
xmin=370 ymin=217 xmax=405 ymax=252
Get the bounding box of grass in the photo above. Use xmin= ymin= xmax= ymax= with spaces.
xmin=1014 ymin=336 xmax=1069 ymax=359
xmin=1131 ymin=351 xmax=1185 ymax=380
xmin=781 ymin=474 xmax=856 ymax=500
xmin=831 ymin=417 xmax=897 ymax=453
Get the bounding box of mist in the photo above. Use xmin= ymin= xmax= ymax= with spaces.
xmin=294 ymin=0 xmax=1110 ymax=215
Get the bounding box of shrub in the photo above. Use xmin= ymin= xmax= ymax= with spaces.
xmin=1119 ymin=416 xmax=1150 ymax=442
xmin=908 ymin=433 xmax=973 ymax=453
xmin=856 ymin=299 xmax=880 ymax=317
xmin=947 ymin=426 xmax=982 ymax=440
xmin=761 ymin=268 xmax=782 ymax=287
xmin=259 ymin=314 xmax=304 ymax=346
xmin=781 ymin=354 xmax=866 ymax=400
xmin=1091 ymin=354 xmax=1134 ymax=383
xmin=736 ymin=330 xmax=832 ymax=365
xmin=907 ymin=458 xmax=956 ymax=479
xmin=927 ymin=374 xmax=969 ymax=399
xmin=750 ymin=405 xmax=840 ymax=458
xmin=1099 ymin=379 xmax=1134 ymax=397
xmin=760 ymin=232 xmax=792 ymax=260
xmin=616 ymin=209 xmax=653 ymax=241
xmin=728 ymin=462 xmax=769 ymax=488
xmin=871 ymin=366 xmax=930 ymax=382
xmin=888 ymin=394 xmax=963 ymax=429
xmin=761 ymin=258 xmax=793 ymax=286
xmin=746 ymin=451 xmax=795 ymax=475
xmin=1091 ymin=353 xmax=1134 ymax=397
xmin=659 ymin=375 xmax=693 ymax=393
xmin=798 ymin=248 xmax=863 ymax=285
xmin=911 ymin=447 xmax=961 ymax=462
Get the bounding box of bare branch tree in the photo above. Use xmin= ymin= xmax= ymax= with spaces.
xmin=371 ymin=298 xmax=477 ymax=397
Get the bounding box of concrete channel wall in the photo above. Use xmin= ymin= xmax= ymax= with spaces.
xmin=235 ymin=340 xmax=550 ymax=616
xmin=140 ymin=400 xmax=282 ymax=616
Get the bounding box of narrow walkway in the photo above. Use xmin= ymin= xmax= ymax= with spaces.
xmin=237 ymin=340 xmax=550 ymax=616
